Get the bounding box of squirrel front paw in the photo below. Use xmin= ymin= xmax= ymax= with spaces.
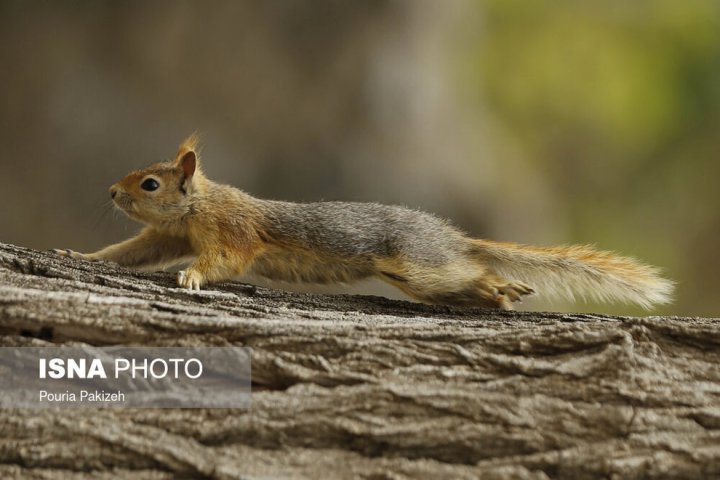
xmin=52 ymin=249 xmax=93 ymax=261
xmin=177 ymin=269 xmax=203 ymax=291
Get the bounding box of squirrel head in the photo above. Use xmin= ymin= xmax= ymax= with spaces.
xmin=109 ymin=133 xmax=203 ymax=228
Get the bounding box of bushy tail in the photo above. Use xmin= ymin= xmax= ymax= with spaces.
xmin=471 ymin=240 xmax=674 ymax=309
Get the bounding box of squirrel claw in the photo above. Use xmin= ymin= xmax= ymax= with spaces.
xmin=177 ymin=270 xmax=202 ymax=291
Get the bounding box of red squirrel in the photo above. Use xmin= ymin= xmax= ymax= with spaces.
xmin=56 ymin=134 xmax=674 ymax=310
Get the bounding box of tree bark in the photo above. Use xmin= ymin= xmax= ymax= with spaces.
xmin=0 ymin=242 xmax=718 ymax=479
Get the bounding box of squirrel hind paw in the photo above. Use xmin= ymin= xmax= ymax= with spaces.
xmin=496 ymin=281 xmax=535 ymax=303
xmin=477 ymin=279 xmax=535 ymax=309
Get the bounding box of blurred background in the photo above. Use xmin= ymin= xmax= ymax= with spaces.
xmin=1 ymin=1 xmax=718 ymax=316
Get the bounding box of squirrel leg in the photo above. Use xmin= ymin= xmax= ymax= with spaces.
xmin=54 ymin=227 xmax=192 ymax=270
xmin=375 ymin=259 xmax=534 ymax=309
xmin=408 ymin=276 xmax=533 ymax=310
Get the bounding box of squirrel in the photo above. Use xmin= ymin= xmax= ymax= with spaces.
xmin=55 ymin=134 xmax=674 ymax=310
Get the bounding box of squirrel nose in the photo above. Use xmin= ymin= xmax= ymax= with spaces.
xmin=110 ymin=187 xmax=118 ymax=199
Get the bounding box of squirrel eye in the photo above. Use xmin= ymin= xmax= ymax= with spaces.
xmin=140 ymin=178 xmax=160 ymax=191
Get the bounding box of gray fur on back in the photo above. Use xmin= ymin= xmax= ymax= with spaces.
xmin=260 ymin=200 xmax=469 ymax=266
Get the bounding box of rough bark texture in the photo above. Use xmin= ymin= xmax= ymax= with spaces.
xmin=0 ymin=242 xmax=718 ymax=479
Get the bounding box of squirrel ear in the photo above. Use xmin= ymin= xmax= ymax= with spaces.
xmin=174 ymin=132 xmax=200 ymax=168
xmin=174 ymin=132 xmax=200 ymax=193
xmin=179 ymin=150 xmax=196 ymax=179
xmin=178 ymin=150 xmax=196 ymax=195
